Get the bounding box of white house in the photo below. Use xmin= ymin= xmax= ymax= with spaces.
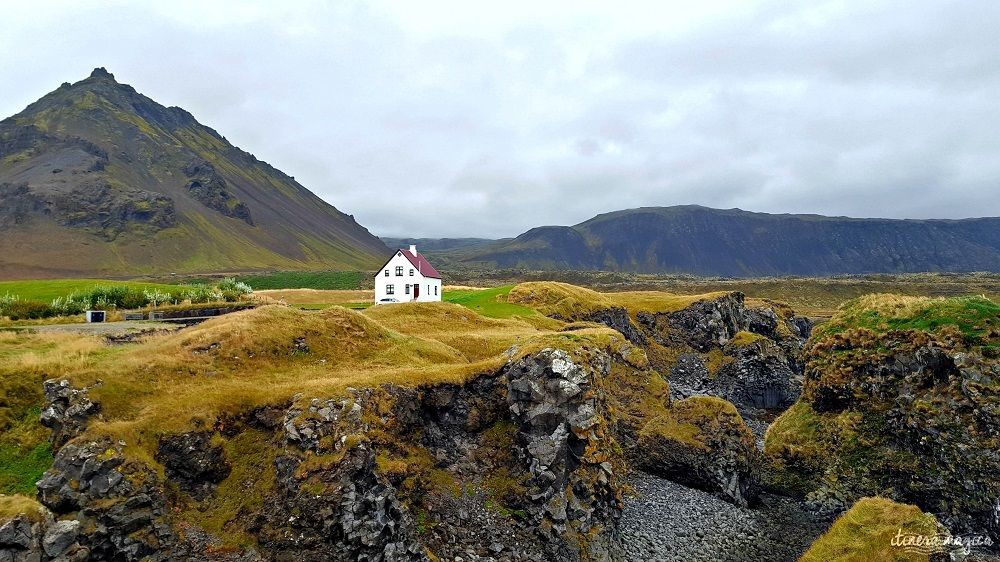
xmin=374 ymin=245 xmax=442 ymax=304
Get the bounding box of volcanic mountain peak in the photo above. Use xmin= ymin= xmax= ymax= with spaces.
xmin=0 ymin=69 xmax=388 ymax=279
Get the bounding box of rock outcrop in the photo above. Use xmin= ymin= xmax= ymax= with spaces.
xmin=582 ymin=306 xmax=646 ymax=345
xmin=713 ymin=340 xmax=800 ymax=411
xmin=21 ymin=347 xmax=630 ymax=561
xmin=261 ymin=443 xmax=427 ymax=562
xmin=39 ymin=378 xmax=101 ymax=448
xmin=637 ymin=396 xmax=761 ymax=507
xmin=768 ymin=326 xmax=1000 ymax=542
xmin=634 ymin=294 xmax=807 ymax=424
xmin=182 ymin=160 xmax=253 ymax=226
xmin=505 ymin=349 xmax=622 ymax=559
xmin=661 ymin=293 xmax=747 ymax=352
xmin=0 ymin=511 xmax=89 ymax=562
xmin=37 ymin=439 xmax=173 ymax=560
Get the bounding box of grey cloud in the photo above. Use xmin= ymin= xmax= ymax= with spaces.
xmin=1 ymin=0 xmax=998 ymax=238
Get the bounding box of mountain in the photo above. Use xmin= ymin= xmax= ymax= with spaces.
xmin=440 ymin=206 xmax=1000 ymax=276
xmin=380 ymin=236 xmax=508 ymax=253
xmin=0 ymin=68 xmax=389 ymax=279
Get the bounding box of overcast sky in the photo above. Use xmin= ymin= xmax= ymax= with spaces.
xmin=2 ymin=1 xmax=998 ymax=238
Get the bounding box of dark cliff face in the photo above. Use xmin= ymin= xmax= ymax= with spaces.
xmin=0 ymin=68 xmax=388 ymax=278
xmin=450 ymin=206 xmax=1000 ymax=276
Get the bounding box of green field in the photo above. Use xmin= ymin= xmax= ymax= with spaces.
xmin=0 ymin=279 xmax=186 ymax=302
xmin=443 ymin=285 xmax=538 ymax=319
xmin=235 ymin=271 xmax=367 ymax=291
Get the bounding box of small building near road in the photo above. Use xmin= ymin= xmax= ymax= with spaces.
xmin=374 ymin=245 xmax=442 ymax=304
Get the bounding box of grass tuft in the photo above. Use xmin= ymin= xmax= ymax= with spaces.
xmin=800 ymin=497 xmax=944 ymax=562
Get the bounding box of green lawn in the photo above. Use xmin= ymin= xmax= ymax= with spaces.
xmin=443 ymin=285 xmax=538 ymax=319
xmin=0 ymin=279 xmax=185 ymax=302
xmin=236 ymin=271 xmax=367 ymax=291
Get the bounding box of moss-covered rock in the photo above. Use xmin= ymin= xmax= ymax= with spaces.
xmin=800 ymin=497 xmax=957 ymax=562
xmin=767 ymin=294 xmax=1000 ymax=541
xmin=637 ymin=396 xmax=761 ymax=506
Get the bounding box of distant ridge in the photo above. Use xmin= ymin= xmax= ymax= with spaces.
xmin=0 ymin=68 xmax=389 ymax=279
xmin=427 ymin=205 xmax=1000 ymax=276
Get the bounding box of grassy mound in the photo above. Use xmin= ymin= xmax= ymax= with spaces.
xmin=443 ymin=285 xmax=543 ymax=320
xmin=507 ymin=281 xmax=726 ymax=319
xmin=640 ymin=396 xmax=753 ymax=451
xmin=800 ymin=497 xmax=945 ymax=562
xmin=816 ymin=293 xmax=1000 ymax=345
xmin=0 ymin=297 xmax=643 ymax=475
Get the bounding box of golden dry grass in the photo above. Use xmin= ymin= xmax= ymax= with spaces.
xmin=507 ymin=281 xmax=727 ymax=319
xmin=0 ymin=300 xmax=640 ymax=467
xmin=363 ymin=301 xmax=543 ymax=362
xmin=255 ymin=289 xmax=372 ymax=305
xmin=1 ymin=281 xmax=736 ymax=472
xmin=800 ymin=497 xmax=943 ymax=562
xmin=0 ymin=494 xmax=45 ymax=521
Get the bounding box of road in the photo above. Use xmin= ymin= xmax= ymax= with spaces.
xmin=1 ymin=320 xmax=193 ymax=335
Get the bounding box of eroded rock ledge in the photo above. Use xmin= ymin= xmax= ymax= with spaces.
xmin=8 ymin=347 xmax=630 ymax=561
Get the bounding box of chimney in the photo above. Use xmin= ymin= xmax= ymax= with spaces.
xmin=409 ymin=244 xmax=417 ymax=255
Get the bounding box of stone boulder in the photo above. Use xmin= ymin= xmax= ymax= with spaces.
xmin=39 ymin=379 xmax=101 ymax=449
xmin=0 ymin=509 xmax=88 ymax=562
xmin=0 ymin=513 xmax=46 ymax=562
xmin=637 ymin=396 xmax=761 ymax=507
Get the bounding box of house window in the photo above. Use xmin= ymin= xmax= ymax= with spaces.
xmin=409 ymin=269 xmax=414 ymax=276
xmin=386 ymin=284 xmax=394 ymax=295
xmin=434 ymin=285 xmax=438 ymax=296
xmin=405 ymin=284 xmax=410 ymax=294
xmin=395 ymin=266 xmax=404 ymax=276
xmin=384 ymin=270 xmax=389 ymax=277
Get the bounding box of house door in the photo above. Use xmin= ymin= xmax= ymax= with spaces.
xmin=413 ymin=284 xmax=420 ymax=299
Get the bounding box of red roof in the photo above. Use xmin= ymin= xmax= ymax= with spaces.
xmin=374 ymin=248 xmax=441 ymax=279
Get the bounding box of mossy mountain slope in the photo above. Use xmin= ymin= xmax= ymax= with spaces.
xmin=0 ymin=68 xmax=388 ymax=278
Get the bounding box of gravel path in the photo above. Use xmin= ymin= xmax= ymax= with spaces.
xmin=2 ymin=319 xmax=193 ymax=335
xmin=619 ymin=473 xmax=829 ymax=562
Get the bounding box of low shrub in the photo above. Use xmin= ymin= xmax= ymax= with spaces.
xmin=1 ymin=299 xmax=54 ymax=320
xmin=183 ymin=284 xmax=223 ymax=304
xmin=50 ymin=294 xmax=89 ymax=316
xmin=217 ymin=278 xmax=253 ymax=302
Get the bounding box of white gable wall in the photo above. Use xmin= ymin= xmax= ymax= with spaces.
xmin=374 ymin=251 xmax=442 ymax=303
